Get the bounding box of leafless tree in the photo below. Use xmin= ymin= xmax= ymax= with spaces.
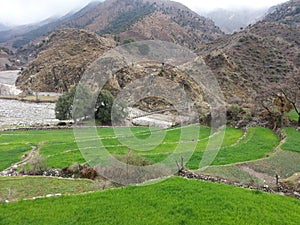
xmin=279 ymin=74 xmax=300 ymax=126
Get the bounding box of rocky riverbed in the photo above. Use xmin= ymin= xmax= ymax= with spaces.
xmin=0 ymin=71 xmax=59 ymax=128
xmin=0 ymin=99 xmax=58 ymax=128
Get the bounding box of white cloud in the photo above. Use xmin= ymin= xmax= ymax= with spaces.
xmin=0 ymin=0 xmax=96 ymax=26
xmin=0 ymin=0 xmax=289 ymax=26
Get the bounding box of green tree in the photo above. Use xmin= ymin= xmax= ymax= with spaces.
xmin=95 ymin=90 xmax=114 ymax=125
xmin=55 ymin=86 xmax=118 ymax=125
xmin=55 ymin=87 xmax=76 ymax=120
xmin=72 ymin=84 xmax=93 ymax=122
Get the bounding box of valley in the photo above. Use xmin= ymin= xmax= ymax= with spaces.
xmin=0 ymin=0 xmax=299 ymax=224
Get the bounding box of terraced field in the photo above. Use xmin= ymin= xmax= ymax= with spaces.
xmin=1 ymin=177 xmax=300 ymax=225
xmin=0 ymin=126 xmax=300 ymax=224
xmin=204 ymin=127 xmax=300 ymax=187
xmin=0 ymin=126 xmax=281 ymax=171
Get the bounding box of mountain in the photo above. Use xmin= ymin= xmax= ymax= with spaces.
xmin=15 ymin=28 xmax=115 ymax=92
xmin=0 ymin=23 xmax=9 ymax=31
xmin=62 ymin=0 xmax=223 ymax=48
xmin=1 ymin=0 xmax=223 ymax=50
xmin=0 ymin=48 xmax=12 ymax=71
xmin=0 ymin=16 xmax=64 ymax=49
xmin=0 ymin=47 xmax=20 ymax=71
xmin=15 ymin=0 xmax=300 ymax=120
xmin=196 ymin=0 xmax=299 ymax=105
xmin=263 ymin=0 xmax=300 ymax=25
xmin=199 ymin=8 xmax=268 ymax=33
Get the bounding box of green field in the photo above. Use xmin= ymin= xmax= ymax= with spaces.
xmin=1 ymin=177 xmax=300 ymax=225
xmin=187 ymin=127 xmax=279 ymax=169
xmin=0 ymin=126 xmax=282 ymax=170
xmin=282 ymin=128 xmax=300 ymax=153
xmin=203 ymin=128 xmax=300 ymax=186
xmin=0 ymin=176 xmax=105 ymax=202
xmin=288 ymin=110 xmax=299 ymax=122
xmin=1 ymin=127 xmax=300 ymax=224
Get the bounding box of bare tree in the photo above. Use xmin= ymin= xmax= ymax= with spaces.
xmin=279 ymin=74 xmax=300 ymax=126
xmin=258 ymin=90 xmax=293 ymax=130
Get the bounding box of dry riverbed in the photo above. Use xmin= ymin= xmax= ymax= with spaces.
xmin=0 ymin=71 xmax=58 ymax=128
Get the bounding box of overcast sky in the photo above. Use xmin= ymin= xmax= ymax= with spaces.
xmin=0 ymin=0 xmax=288 ymax=26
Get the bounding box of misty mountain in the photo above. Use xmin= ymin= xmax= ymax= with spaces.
xmin=1 ymin=0 xmax=223 ymax=50
xmin=199 ymin=8 xmax=268 ymax=33
xmin=0 ymin=15 xmax=67 ymax=48
xmin=0 ymin=23 xmax=9 ymax=31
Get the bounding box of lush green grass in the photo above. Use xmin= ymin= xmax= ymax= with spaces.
xmin=0 ymin=176 xmax=103 ymax=202
xmin=288 ymin=110 xmax=299 ymax=122
xmin=282 ymin=128 xmax=300 ymax=153
xmin=1 ymin=177 xmax=300 ymax=225
xmin=212 ymin=127 xmax=279 ymax=165
xmin=187 ymin=127 xmax=279 ymax=169
xmin=0 ymin=129 xmax=81 ymax=169
xmin=1 ymin=126 xmax=280 ymax=170
xmin=0 ymin=143 xmax=32 ymax=171
xmin=203 ymin=128 xmax=300 ymax=184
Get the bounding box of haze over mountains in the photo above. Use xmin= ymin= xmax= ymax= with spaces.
xmin=200 ymin=8 xmax=268 ymax=33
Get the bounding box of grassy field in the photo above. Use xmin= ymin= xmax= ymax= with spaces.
xmin=0 ymin=126 xmax=281 ymax=170
xmin=203 ymin=128 xmax=300 ymax=185
xmin=288 ymin=110 xmax=299 ymax=122
xmin=0 ymin=176 xmax=105 ymax=202
xmin=187 ymin=127 xmax=279 ymax=169
xmin=0 ymin=177 xmax=300 ymax=225
xmin=282 ymin=128 xmax=300 ymax=153
xmin=0 ymin=142 xmax=32 ymax=171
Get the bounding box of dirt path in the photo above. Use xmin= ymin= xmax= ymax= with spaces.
xmin=239 ymin=165 xmax=275 ymax=186
xmin=0 ymin=142 xmax=44 ymax=176
xmin=237 ymin=137 xmax=287 ymax=187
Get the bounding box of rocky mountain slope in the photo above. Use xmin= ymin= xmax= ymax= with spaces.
xmin=16 ymin=28 xmax=115 ymax=92
xmin=14 ymin=0 xmax=299 ymax=117
xmin=263 ymin=0 xmax=300 ymax=25
xmin=197 ymin=0 xmax=299 ymax=105
xmin=66 ymin=0 xmax=223 ymax=49
xmin=0 ymin=48 xmax=12 ymax=71
xmin=0 ymin=47 xmax=19 ymax=71
xmin=0 ymin=0 xmax=223 ymax=51
xmin=14 ymin=0 xmax=224 ymax=93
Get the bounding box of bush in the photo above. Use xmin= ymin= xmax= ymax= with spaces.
xmin=28 ymin=154 xmax=47 ymax=171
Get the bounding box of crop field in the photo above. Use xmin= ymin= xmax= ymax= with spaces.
xmin=1 ymin=177 xmax=300 ymax=225
xmin=288 ymin=110 xmax=299 ymax=122
xmin=0 ymin=176 xmax=104 ymax=202
xmin=0 ymin=126 xmax=299 ymax=224
xmin=0 ymin=126 xmax=281 ymax=171
xmin=282 ymin=128 xmax=300 ymax=153
xmin=204 ymin=128 xmax=300 ymax=185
